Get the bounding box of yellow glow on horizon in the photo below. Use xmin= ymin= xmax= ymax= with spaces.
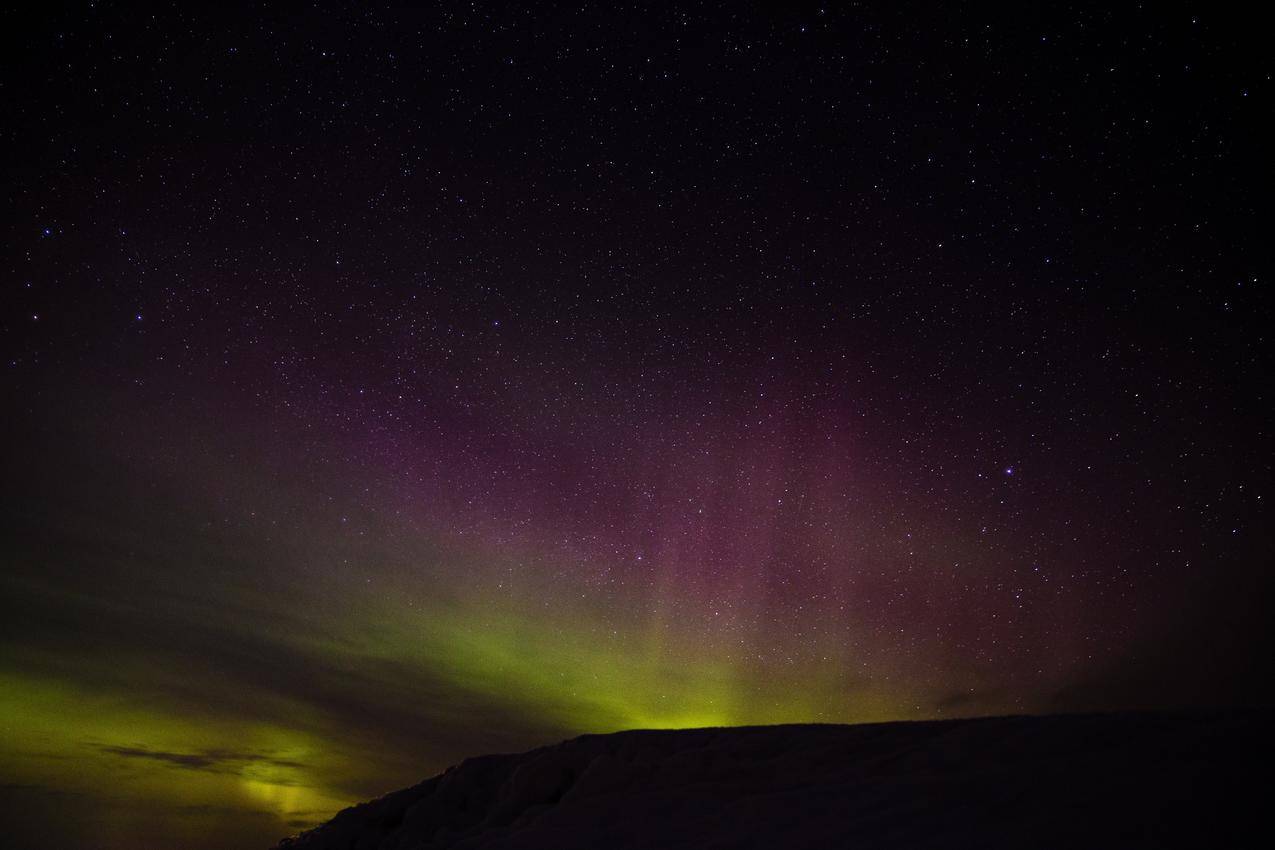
xmin=0 ymin=668 xmax=356 ymax=841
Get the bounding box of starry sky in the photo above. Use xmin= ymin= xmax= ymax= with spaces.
xmin=1 ymin=4 xmax=1271 ymax=849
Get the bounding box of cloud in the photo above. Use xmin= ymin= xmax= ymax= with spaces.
xmin=95 ymin=745 xmax=306 ymax=776
xmin=931 ymin=690 xmax=978 ymax=713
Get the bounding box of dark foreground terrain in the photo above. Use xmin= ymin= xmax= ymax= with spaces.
xmin=275 ymin=711 xmax=1269 ymax=849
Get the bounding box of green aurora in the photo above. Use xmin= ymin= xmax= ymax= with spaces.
xmin=1 ymin=536 xmax=927 ymax=848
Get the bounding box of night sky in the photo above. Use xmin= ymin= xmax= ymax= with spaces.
xmin=2 ymin=4 xmax=1271 ymax=849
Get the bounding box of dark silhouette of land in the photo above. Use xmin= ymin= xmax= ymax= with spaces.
xmin=275 ymin=711 xmax=1269 ymax=849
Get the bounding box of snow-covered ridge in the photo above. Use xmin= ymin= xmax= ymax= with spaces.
xmin=275 ymin=711 xmax=1270 ymax=849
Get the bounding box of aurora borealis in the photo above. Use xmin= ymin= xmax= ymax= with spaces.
xmin=2 ymin=4 xmax=1271 ymax=849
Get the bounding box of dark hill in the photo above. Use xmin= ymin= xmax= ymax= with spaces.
xmin=274 ymin=711 xmax=1269 ymax=849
